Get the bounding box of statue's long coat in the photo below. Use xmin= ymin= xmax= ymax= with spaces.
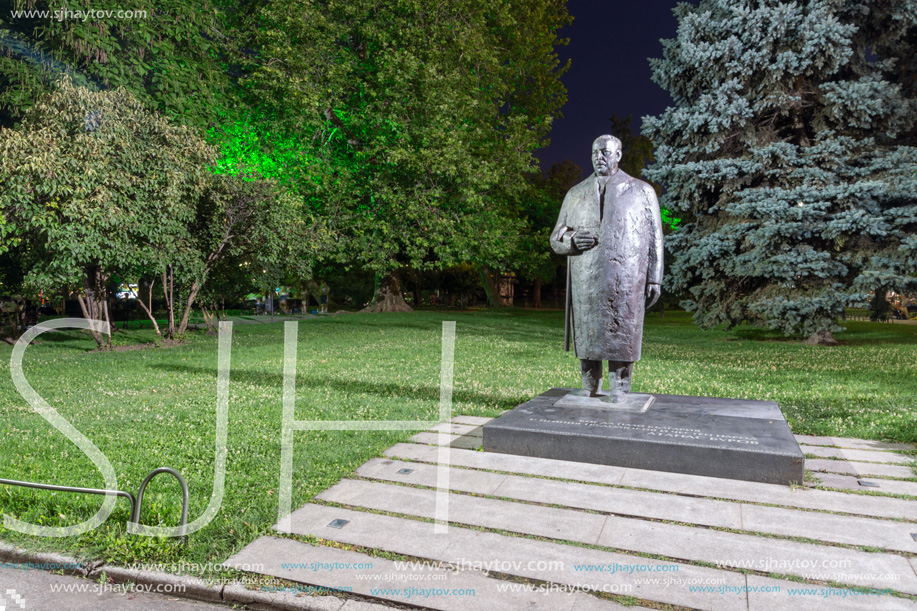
xmin=551 ymin=169 xmax=664 ymax=362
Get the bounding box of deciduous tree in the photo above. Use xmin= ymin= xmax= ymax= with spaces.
xmin=0 ymin=77 xmax=215 ymax=348
xmin=236 ymin=0 xmax=571 ymax=311
xmin=0 ymin=0 xmax=236 ymax=131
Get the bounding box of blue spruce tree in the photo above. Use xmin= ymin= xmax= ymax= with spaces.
xmin=643 ymin=0 xmax=917 ymax=344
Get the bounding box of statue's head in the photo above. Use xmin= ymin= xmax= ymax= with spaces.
xmin=592 ymin=135 xmax=622 ymax=177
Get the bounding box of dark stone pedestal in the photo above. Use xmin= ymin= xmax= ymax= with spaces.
xmin=482 ymin=388 xmax=805 ymax=485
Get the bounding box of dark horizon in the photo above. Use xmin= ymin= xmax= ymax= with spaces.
xmin=537 ymin=1 xmax=692 ymax=175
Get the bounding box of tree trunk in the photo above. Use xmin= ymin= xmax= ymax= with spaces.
xmin=175 ymin=283 xmax=202 ymax=338
xmin=532 ymin=277 xmax=542 ymax=309
xmin=56 ymin=287 xmax=67 ymax=316
xmin=136 ymin=279 xmax=162 ymax=337
xmin=301 ymin=277 xmax=323 ymax=310
xmin=200 ymin=305 xmax=217 ymax=334
xmin=868 ymin=287 xmax=892 ymax=322
xmin=2 ymin=298 xmax=26 ymax=341
xmin=361 ymin=272 xmax=413 ymax=313
xmin=413 ymin=284 xmax=422 ymax=307
xmin=803 ymin=329 xmax=838 ymax=346
xmin=478 ymin=265 xmax=498 ymax=307
xmin=102 ymin=290 xmax=113 ymax=332
xmin=163 ymin=266 xmax=176 ymax=338
xmin=78 ymin=264 xmax=111 ymax=349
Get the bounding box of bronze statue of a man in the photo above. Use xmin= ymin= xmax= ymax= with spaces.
xmin=551 ymin=135 xmax=663 ymax=402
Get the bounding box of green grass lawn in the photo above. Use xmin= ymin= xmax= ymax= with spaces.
xmin=0 ymin=310 xmax=914 ymax=574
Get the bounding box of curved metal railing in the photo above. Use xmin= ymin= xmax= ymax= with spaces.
xmin=0 ymin=466 xmax=190 ymax=541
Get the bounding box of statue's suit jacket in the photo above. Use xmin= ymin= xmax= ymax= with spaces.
xmin=551 ymin=169 xmax=663 ymax=362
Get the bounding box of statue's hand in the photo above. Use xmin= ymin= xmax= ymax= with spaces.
xmin=645 ymin=283 xmax=661 ymax=309
xmin=573 ymin=231 xmax=598 ymax=251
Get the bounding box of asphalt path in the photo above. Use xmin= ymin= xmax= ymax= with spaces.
xmin=0 ymin=566 xmax=236 ymax=611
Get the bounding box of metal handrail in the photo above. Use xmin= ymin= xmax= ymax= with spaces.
xmin=0 ymin=478 xmax=137 ymax=518
xmin=130 ymin=467 xmax=190 ymax=540
xmin=0 ymin=466 xmax=190 ymax=541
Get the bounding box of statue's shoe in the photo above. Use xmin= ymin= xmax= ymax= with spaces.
xmin=601 ymin=390 xmax=628 ymax=404
xmin=570 ymin=388 xmax=602 ymax=398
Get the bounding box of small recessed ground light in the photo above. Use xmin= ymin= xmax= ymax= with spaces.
xmin=397 ymin=468 xmax=414 ymax=475
xmin=857 ymin=480 xmax=880 ymax=487
xmin=327 ymin=519 xmax=349 ymax=529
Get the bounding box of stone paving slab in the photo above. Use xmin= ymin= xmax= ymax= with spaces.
xmin=739 ymin=503 xmax=917 ymax=554
xmin=795 ymin=435 xmax=916 ymax=453
xmin=494 ymin=468 xmax=745 ymax=529
xmin=323 ymin=477 xmax=917 ymax=594
xmin=363 ymin=457 xmax=917 ymax=553
xmin=220 ymin=581 xmax=345 ymax=610
xmin=430 ymin=422 xmax=483 ymax=437
xmin=320 ymin=479 xmax=608 ymax=544
xmin=340 ymin=601 xmax=403 ymax=611
xmin=800 ymin=445 xmax=915 ymax=465
xmin=279 ymin=503 xmax=743 ymax=611
xmin=223 ymin=425 xmax=917 ymax=611
xmin=615 ymin=466 xmax=915 ymax=521
xmin=745 ymin=574 xmax=917 ymax=610
xmin=805 ymin=458 xmax=916 ymax=479
xmin=360 ymin=457 xmax=743 ymax=528
xmin=410 ymin=432 xmax=482 ymax=449
xmin=367 ymin=458 xmax=508 ymax=495
xmin=812 ymin=472 xmax=917 ymax=497
xmin=386 ymin=442 xmax=628 ymax=486
xmin=225 ymin=536 xmax=626 ymax=611
xmin=597 ymin=515 xmax=915 ymax=594
xmin=387 ymin=442 xmax=916 ymax=520
xmin=451 ymin=416 xmax=493 ymax=426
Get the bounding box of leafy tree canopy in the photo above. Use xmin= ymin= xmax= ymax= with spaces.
xmin=0 ymin=0 xmax=237 ymax=131
xmin=234 ymin=0 xmax=571 ymax=307
xmin=0 ymin=76 xmax=216 ymax=345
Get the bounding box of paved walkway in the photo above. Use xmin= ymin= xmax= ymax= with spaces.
xmin=0 ymin=566 xmax=229 ymax=611
xmin=227 ymin=417 xmax=917 ymax=611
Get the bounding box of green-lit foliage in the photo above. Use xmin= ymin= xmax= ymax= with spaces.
xmin=207 ymin=111 xmax=315 ymax=187
xmin=644 ymin=0 xmax=917 ymax=341
xmin=660 ymin=208 xmax=681 ymax=231
xmin=234 ymin=0 xmax=571 ymax=306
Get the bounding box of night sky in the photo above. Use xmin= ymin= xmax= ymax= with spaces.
xmin=538 ymin=1 xmax=694 ymax=172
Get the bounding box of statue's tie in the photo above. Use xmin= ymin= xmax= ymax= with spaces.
xmin=596 ymin=177 xmax=607 ymax=221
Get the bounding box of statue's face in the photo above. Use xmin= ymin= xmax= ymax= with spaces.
xmin=592 ymin=138 xmax=622 ymax=176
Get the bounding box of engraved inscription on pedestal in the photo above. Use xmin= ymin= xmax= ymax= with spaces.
xmin=483 ymin=389 xmax=805 ymax=485
xmin=530 ymin=418 xmax=761 ymax=445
